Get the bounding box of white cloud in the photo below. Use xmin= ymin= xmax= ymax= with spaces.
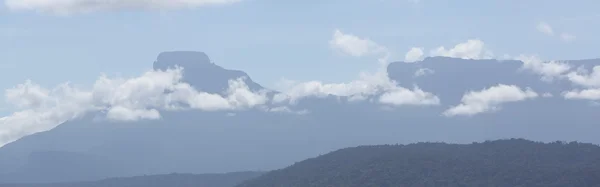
xmin=274 ymin=73 xmax=441 ymax=107
xmin=535 ymin=22 xmax=577 ymax=42
xmin=536 ymin=22 xmax=554 ymax=36
xmin=560 ymin=33 xmax=576 ymax=42
xmin=225 ymin=78 xmax=270 ymax=108
xmin=166 ymin=83 xmax=232 ymax=111
xmin=430 ymin=39 xmax=493 ymax=60
xmin=404 ymin=47 xmax=424 ymax=63
xmin=566 ymin=65 xmax=600 ymax=88
xmin=5 ymin=80 xmax=51 ymax=109
xmin=0 ymin=67 xmax=267 ymax=147
xmin=444 ymin=84 xmax=538 ymax=117
xmin=272 ymin=71 xmax=396 ymax=104
xmin=515 ymin=55 xmax=571 ymax=81
xmin=273 ymin=30 xmax=439 ymax=105
xmin=379 ymin=86 xmax=440 ymax=106
xmin=563 ymin=89 xmax=600 ymax=101
xmin=5 ymin=0 xmax=241 ymax=14
xmin=562 ymin=66 xmax=600 ymax=101
xmin=1 ymin=82 xmax=92 ymax=147
xmin=329 ymin=29 xmax=387 ymax=57
xmin=274 ymin=29 xmax=439 ymax=107
xmin=414 ymin=68 xmax=434 ymax=77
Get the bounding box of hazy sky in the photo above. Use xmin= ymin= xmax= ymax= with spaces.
xmin=1 ymin=0 xmax=599 ymax=117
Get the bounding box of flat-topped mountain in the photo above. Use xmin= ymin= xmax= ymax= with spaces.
xmin=1 ymin=51 xmax=600 ymax=183
xmin=153 ymin=51 xmax=266 ymax=93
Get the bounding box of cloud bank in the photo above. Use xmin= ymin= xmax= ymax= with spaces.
xmin=0 ymin=67 xmax=267 ymax=146
xmin=5 ymin=0 xmax=241 ymax=14
xmin=2 ymin=29 xmax=594 ymax=148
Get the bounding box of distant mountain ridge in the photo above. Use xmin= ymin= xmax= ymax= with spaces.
xmin=1 ymin=51 xmax=600 ymax=183
xmin=0 ymin=171 xmax=263 ymax=187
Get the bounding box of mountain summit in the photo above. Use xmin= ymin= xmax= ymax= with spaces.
xmin=153 ymin=51 xmax=265 ymax=93
xmin=1 ymin=52 xmax=600 ymax=183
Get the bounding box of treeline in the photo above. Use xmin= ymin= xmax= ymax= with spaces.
xmin=238 ymin=139 xmax=600 ymax=187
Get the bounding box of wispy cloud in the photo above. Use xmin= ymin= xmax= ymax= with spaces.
xmin=560 ymin=33 xmax=576 ymax=42
xmin=536 ymin=22 xmax=554 ymax=36
xmin=535 ymin=22 xmax=577 ymax=42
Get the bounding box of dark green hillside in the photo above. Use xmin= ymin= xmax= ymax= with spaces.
xmin=238 ymin=139 xmax=600 ymax=187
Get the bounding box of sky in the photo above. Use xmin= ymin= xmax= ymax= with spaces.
xmin=1 ymin=0 xmax=600 ymax=145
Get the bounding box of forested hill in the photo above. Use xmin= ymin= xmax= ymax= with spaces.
xmin=238 ymin=139 xmax=600 ymax=187
xmin=0 ymin=172 xmax=263 ymax=187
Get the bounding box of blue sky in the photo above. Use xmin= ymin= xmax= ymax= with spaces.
xmin=1 ymin=0 xmax=599 ymax=117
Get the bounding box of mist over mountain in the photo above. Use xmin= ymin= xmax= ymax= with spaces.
xmin=1 ymin=51 xmax=599 ymax=183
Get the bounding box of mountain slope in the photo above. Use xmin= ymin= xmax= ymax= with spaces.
xmin=2 ymin=52 xmax=600 ymax=183
xmin=238 ymin=139 xmax=600 ymax=187
xmin=0 ymin=171 xmax=263 ymax=187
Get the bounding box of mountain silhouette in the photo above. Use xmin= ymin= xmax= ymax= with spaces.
xmin=1 ymin=52 xmax=599 ymax=183
xmin=1 ymin=171 xmax=263 ymax=187
xmin=153 ymin=51 xmax=265 ymax=93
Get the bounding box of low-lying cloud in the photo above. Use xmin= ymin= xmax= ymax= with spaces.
xmin=444 ymin=84 xmax=539 ymax=117
xmin=274 ymin=29 xmax=440 ymax=107
xmin=563 ymin=65 xmax=600 ymax=101
xmin=516 ymin=55 xmax=572 ymax=81
xmin=566 ymin=66 xmax=600 ymax=88
xmin=430 ymin=39 xmax=494 ymax=60
xmin=0 ymin=67 xmax=268 ymax=147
